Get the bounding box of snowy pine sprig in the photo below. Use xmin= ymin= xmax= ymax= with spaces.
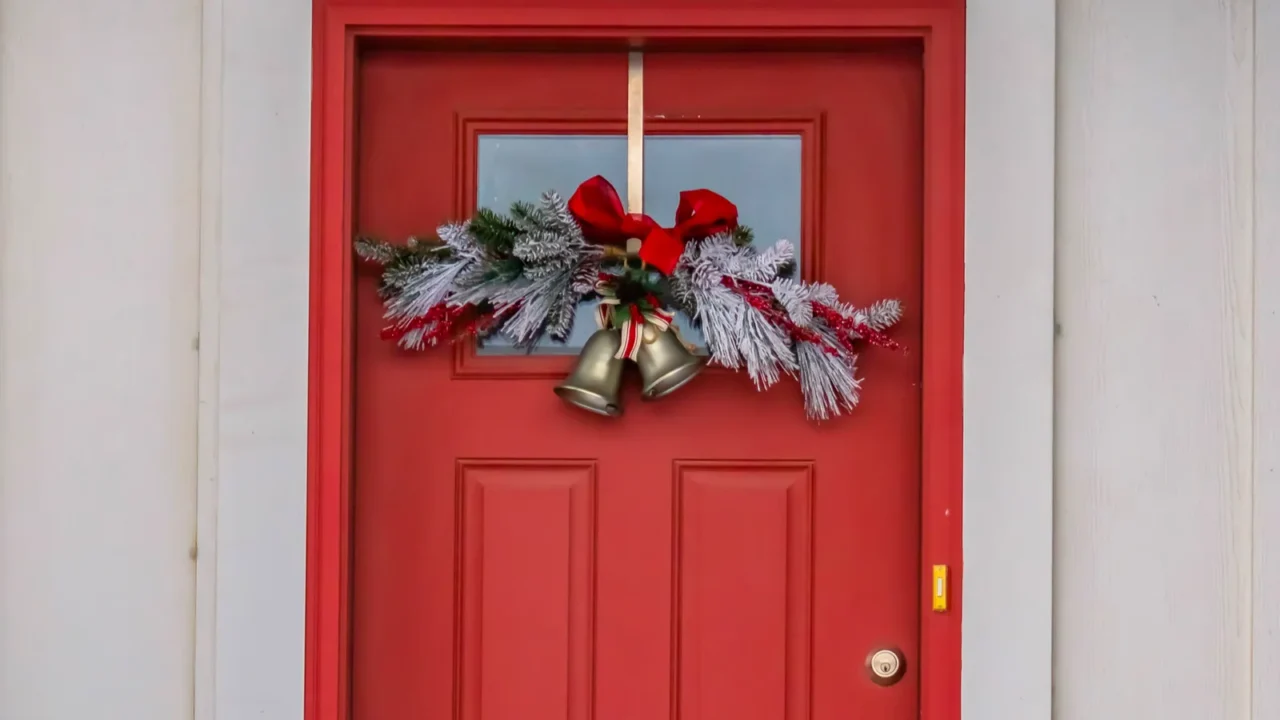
xmin=450 ymin=191 xmax=603 ymax=346
xmin=670 ymin=233 xmax=799 ymax=389
xmin=670 ymin=234 xmax=902 ymax=420
xmin=354 ymin=192 xmax=602 ymax=350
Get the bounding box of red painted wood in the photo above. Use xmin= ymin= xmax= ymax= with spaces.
xmin=308 ymin=4 xmax=964 ymax=720
xmin=674 ymin=462 xmax=814 ymax=720
xmin=917 ymin=13 xmax=965 ymax=720
xmin=349 ymin=51 xmax=626 ymax=720
xmin=457 ymin=462 xmax=596 ymax=720
xmin=351 ymin=46 xmax=921 ymax=720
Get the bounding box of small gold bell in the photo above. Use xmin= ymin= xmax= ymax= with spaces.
xmin=554 ymin=329 xmax=626 ymax=416
xmin=636 ymin=325 xmax=705 ymax=400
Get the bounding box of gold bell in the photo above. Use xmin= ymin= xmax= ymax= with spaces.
xmin=636 ymin=324 xmax=705 ymax=400
xmin=554 ymin=329 xmax=626 ymax=416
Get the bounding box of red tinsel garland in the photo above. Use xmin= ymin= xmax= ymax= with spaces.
xmin=721 ymin=277 xmax=836 ymax=354
xmin=722 ymin=276 xmax=901 ymax=355
xmin=381 ymin=303 xmax=495 ymax=345
xmin=809 ymin=302 xmax=902 ymax=351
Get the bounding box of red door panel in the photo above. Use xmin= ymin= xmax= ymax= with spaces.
xmin=352 ymin=47 xmax=923 ymax=720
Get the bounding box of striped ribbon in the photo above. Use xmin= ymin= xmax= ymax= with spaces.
xmin=594 ymin=277 xmax=675 ymax=361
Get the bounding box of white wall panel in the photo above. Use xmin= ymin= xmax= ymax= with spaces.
xmin=1055 ymin=1 xmax=1255 ymax=718
xmin=0 ymin=2 xmax=202 ymax=719
xmin=1254 ymin=0 xmax=1280 ymax=717
xmin=964 ymin=1 xmax=1056 ymax=718
xmin=196 ymin=1 xmax=312 ymax=719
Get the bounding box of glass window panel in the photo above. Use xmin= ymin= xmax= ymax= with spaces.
xmin=644 ymin=135 xmax=803 ymax=352
xmin=475 ymin=134 xmax=627 ymax=355
xmin=474 ymin=133 xmax=802 ymax=356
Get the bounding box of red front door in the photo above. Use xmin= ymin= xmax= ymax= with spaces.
xmin=352 ymin=46 xmax=923 ymax=720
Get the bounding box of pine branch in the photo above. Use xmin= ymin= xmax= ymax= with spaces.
xmin=354 ymin=236 xmax=400 ymax=264
xmin=860 ymin=299 xmax=903 ymax=330
xmin=355 ymin=234 xmax=451 ymax=266
xmin=469 ymin=207 xmax=521 ymax=253
xmin=508 ymin=200 xmax=539 ymax=227
xmin=483 ymin=257 xmax=525 ymax=282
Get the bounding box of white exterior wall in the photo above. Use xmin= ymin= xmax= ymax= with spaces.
xmin=1254 ymin=3 xmax=1280 ymax=716
xmin=194 ymin=2 xmax=312 ymax=719
xmin=0 ymin=1 xmax=1275 ymax=720
xmin=1055 ymin=1 xmax=1273 ymax=718
xmin=0 ymin=2 xmax=203 ymax=720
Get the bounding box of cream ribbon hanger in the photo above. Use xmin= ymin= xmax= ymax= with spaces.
xmin=625 ymin=51 xmax=644 ymax=255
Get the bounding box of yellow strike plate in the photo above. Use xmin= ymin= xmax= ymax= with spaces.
xmin=932 ymin=565 xmax=949 ymax=612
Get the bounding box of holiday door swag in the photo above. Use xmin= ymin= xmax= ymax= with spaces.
xmin=355 ymin=175 xmax=902 ymax=420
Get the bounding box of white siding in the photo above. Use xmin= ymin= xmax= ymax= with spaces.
xmin=964 ymin=1 xmax=1056 ymax=718
xmin=1253 ymin=0 xmax=1280 ymax=718
xmin=196 ymin=1 xmax=312 ymax=719
xmin=1055 ymin=1 xmax=1259 ymax=718
xmin=0 ymin=2 xmax=202 ymax=719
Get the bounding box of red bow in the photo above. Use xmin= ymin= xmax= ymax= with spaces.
xmin=567 ymin=175 xmax=738 ymax=275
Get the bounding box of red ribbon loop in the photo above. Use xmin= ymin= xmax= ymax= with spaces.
xmin=566 ymin=175 xmax=658 ymax=245
xmin=567 ymin=175 xmax=738 ymax=275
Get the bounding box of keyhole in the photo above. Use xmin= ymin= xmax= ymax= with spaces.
xmin=867 ymin=649 xmax=904 ymax=686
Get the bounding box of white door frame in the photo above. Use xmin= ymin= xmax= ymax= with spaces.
xmin=195 ymin=2 xmax=1056 ymax=719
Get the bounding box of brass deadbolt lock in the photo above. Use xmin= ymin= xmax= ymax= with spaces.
xmin=867 ymin=648 xmax=906 ymax=686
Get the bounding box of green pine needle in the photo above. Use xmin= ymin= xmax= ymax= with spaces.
xmin=508 ymin=201 xmax=537 ymax=225
xmin=483 ymin=257 xmax=525 ymax=282
xmin=471 ymin=207 xmax=521 ymax=253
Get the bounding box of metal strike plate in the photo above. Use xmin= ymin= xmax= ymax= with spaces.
xmin=867 ymin=648 xmax=906 ymax=686
xmin=932 ymin=564 xmax=949 ymax=612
